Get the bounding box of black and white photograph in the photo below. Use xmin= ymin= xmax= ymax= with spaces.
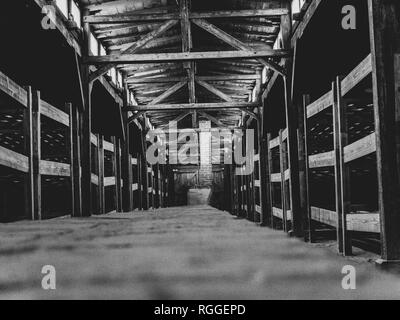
xmin=0 ymin=0 xmax=400 ymax=305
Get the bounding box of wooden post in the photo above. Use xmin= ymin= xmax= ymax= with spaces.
xmin=122 ymin=87 xmax=133 ymax=212
xmin=142 ymin=149 xmax=149 ymax=210
xmin=335 ymin=77 xmax=352 ymax=256
xmin=301 ymin=95 xmax=313 ymax=242
xmin=267 ymin=133 xmax=275 ymax=228
xmin=24 ymin=87 xmax=41 ymax=220
xmin=279 ymin=130 xmax=288 ymax=232
xmin=82 ymin=9 xmax=93 ymax=217
xmin=368 ymin=0 xmax=400 ymax=263
xmin=97 ymin=135 xmax=105 ymax=214
xmin=68 ymin=103 xmax=82 ymax=217
xmin=281 ymin=3 xmax=302 ymax=237
xmin=112 ymin=137 xmax=122 ymax=212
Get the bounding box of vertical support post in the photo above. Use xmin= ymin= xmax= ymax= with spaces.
xmin=68 ymin=103 xmax=82 ymax=217
xmin=142 ymin=141 xmax=149 ymax=210
xmin=82 ymin=8 xmax=93 ymax=217
xmin=368 ymin=0 xmax=400 ymax=263
xmin=335 ymin=76 xmax=352 ymax=255
xmin=121 ymin=83 xmax=133 ymax=212
xmin=97 ymin=134 xmax=105 ymax=214
xmin=279 ymin=130 xmax=288 ymax=232
xmin=267 ymin=133 xmax=275 ymax=228
xmin=301 ymin=94 xmax=313 ymax=242
xmin=281 ymin=3 xmax=302 ymax=237
xmin=112 ymin=137 xmax=122 ymax=212
xmin=24 ymin=87 xmax=41 ymax=220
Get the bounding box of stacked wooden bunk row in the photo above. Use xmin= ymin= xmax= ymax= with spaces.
xmin=0 ymin=69 xmax=171 ymax=221
xmin=225 ymin=0 xmax=400 ymax=262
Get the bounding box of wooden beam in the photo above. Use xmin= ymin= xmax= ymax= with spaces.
xmin=148 ymin=81 xmax=187 ymax=105
xmin=85 ymin=49 xmax=289 ymax=64
xmin=368 ymin=0 xmax=400 ymax=262
xmin=195 ymin=79 xmax=233 ymax=102
xmin=68 ymin=103 xmax=82 ymax=217
xmin=127 ymin=102 xmax=259 ymax=111
xmin=192 ymin=18 xmax=286 ymax=75
xmin=190 ymin=8 xmax=289 ymax=19
xmin=83 ymin=9 xmax=288 ymax=24
xmin=89 ymin=19 xmax=179 ymax=82
xmin=198 ymin=111 xmax=227 ymax=128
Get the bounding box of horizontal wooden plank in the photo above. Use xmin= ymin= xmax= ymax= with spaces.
xmin=148 ymin=187 xmax=153 ymax=193
xmin=40 ymin=160 xmax=70 ymax=177
xmin=103 ymin=141 xmax=114 ymax=153
xmin=85 ymin=50 xmax=290 ymax=64
xmin=311 ymin=206 xmax=380 ymax=233
xmin=131 ymin=158 xmax=138 ymax=165
xmin=271 ymin=173 xmax=281 ymax=183
xmin=341 ymin=54 xmax=372 ymax=96
xmin=254 ymin=180 xmax=261 ymax=187
xmin=190 ymin=8 xmax=289 ymax=19
xmin=306 ymin=90 xmax=333 ymax=118
xmin=282 ymin=128 xmax=288 ymax=142
xmin=308 ymin=151 xmax=335 ymax=168
xmin=347 ymin=213 xmax=380 ymax=233
xmin=132 ymin=183 xmax=138 ymax=191
xmin=131 ymin=101 xmax=259 ymax=112
xmin=344 ymin=133 xmax=376 ymax=163
xmin=311 ymin=207 xmax=337 ymax=227
xmin=91 ymin=173 xmax=99 ymax=186
xmin=255 ymin=205 xmax=262 ymax=214
xmin=91 ymin=134 xmax=98 ymax=147
xmin=104 ymin=176 xmax=116 ymax=187
xmin=272 ymin=207 xmax=292 ymax=221
xmin=284 ymin=169 xmax=290 ymax=181
xmin=269 ymin=137 xmax=280 ymax=149
xmin=254 ymin=154 xmax=259 ymax=162
xmin=0 ymin=146 xmax=29 ymax=172
xmin=0 ymin=70 xmax=28 ymax=107
xmin=41 ymin=101 xmax=69 ymax=127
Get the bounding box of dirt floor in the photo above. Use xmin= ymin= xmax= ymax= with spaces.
xmin=0 ymin=205 xmax=399 ymax=299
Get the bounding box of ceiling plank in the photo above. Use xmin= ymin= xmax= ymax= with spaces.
xmin=195 ymin=79 xmax=233 ymax=102
xmin=148 ymin=81 xmax=188 ymax=105
xmin=192 ymin=18 xmax=286 ymax=75
xmin=127 ymin=102 xmax=259 ymax=111
xmin=89 ymin=19 xmax=179 ymax=82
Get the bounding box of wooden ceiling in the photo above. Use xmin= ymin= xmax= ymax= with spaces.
xmin=79 ymin=0 xmax=287 ymax=129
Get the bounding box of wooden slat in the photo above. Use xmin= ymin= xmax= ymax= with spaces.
xmin=343 ymin=133 xmax=376 ymax=163
xmin=103 ymin=140 xmax=114 ymax=153
xmin=308 ymin=150 xmax=335 ymax=168
xmin=40 ymin=100 xmax=69 ymax=126
xmin=131 ymin=158 xmax=138 ymax=165
xmin=0 ymin=146 xmax=29 ymax=172
xmin=311 ymin=207 xmax=337 ymax=227
xmin=254 ymin=154 xmax=259 ymax=162
xmin=282 ymin=128 xmax=288 ymax=141
xmin=306 ymin=91 xmax=333 ymax=118
xmin=347 ymin=213 xmax=380 ymax=233
xmin=255 ymin=205 xmax=262 ymax=214
xmin=271 ymin=173 xmax=281 ymax=183
xmin=284 ymin=169 xmax=290 ymax=181
xmin=91 ymin=173 xmax=99 ymax=186
xmin=91 ymin=134 xmax=98 ymax=146
xmin=40 ymin=160 xmax=70 ymax=177
xmin=269 ymin=137 xmax=280 ymax=149
xmin=104 ymin=176 xmax=116 ymax=187
xmin=0 ymin=70 xmax=28 ymax=107
xmin=341 ymin=54 xmax=372 ymax=96
xmin=132 ymin=183 xmax=138 ymax=191
xmin=254 ymin=180 xmax=261 ymax=187
xmin=272 ymin=207 xmax=292 ymax=221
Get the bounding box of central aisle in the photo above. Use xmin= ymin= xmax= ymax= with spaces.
xmin=0 ymin=206 xmax=399 ymax=299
